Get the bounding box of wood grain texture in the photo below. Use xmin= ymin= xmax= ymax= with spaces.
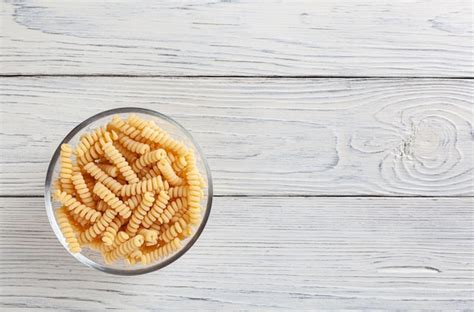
xmin=0 ymin=197 xmax=472 ymax=310
xmin=1 ymin=0 xmax=473 ymax=77
xmin=1 ymin=77 xmax=472 ymax=196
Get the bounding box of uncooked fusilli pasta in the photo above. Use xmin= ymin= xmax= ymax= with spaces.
xmin=118 ymin=133 xmax=151 ymax=155
xmin=52 ymin=113 xmax=207 ymax=266
xmin=126 ymin=192 xmax=154 ymax=236
xmin=59 ymin=144 xmax=75 ymax=194
xmin=120 ymin=175 xmax=166 ymax=197
xmin=54 ymin=190 xmax=101 ymax=223
xmin=142 ymin=191 xmax=170 ymax=228
xmin=93 ymin=182 xmax=132 ymax=218
xmin=102 ymin=142 xmax=139 ymax=184
xmin=55 ymin=207 xmax=81 ymax=253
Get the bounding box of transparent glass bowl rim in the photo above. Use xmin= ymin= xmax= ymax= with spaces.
xmin=44 ymin=107 xmax=213 ymax=275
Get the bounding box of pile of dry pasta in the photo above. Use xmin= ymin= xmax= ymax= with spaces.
xmin=53 ymin=114 xmax=206 ymax=265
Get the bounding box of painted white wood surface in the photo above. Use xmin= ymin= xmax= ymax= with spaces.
xmin=1 ymin=0 xmax=473 ymax=77
xmin=1 ymin=77 xmax=472 ymax=196
xmin=1 ymin=0 xmax=473 ymax=309
xmin=1 ymin=197 xmax=473 ymax=310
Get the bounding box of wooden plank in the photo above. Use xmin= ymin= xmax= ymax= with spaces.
xmin=1 ymin=0 xmax=472 ymax=77
xmin=0 ymin=196 xmax=472 ymax=310
xmin=1 ymin=77 xmax=472 ymax=196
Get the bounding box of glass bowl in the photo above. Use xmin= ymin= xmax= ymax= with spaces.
xmin=45 ymin=107 xmax=213 ymax=275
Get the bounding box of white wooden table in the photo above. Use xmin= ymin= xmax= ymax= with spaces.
xmin=1 ymin=0 xmax=473 ymax=310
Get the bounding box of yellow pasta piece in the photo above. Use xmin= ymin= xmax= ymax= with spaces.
xmin=108 ymin=115 xmax=144 ymax=141
xmin=168 ymin=152 xmax=187 ymax=173
xmin=54 ymin=190 xmax=101 ymax=223
xmin=125 ymin=192 xmax=154 ymax=237
xmin=89 ymin=239 xmax=111 ymax=253
xmin=110 ymin=231 xmax=130 ymax=250
xmin=158 ymin=159 xmax=183 ymax=186
xmin=96 ymin=200 xmax=109 ymax=212
xmin=71 ymin=171 xmax=95 ymax=208
xmin=97 ymin=164 xmax=118 ymax=177
xmin=101 ymin=215 xmax=124 ymax=245
xmin=84 ymin=162 xmax=123 ymax=195
xmin=59 ymin=144 xmax=75 ymax=194
xmin=76 ymin=127 xmax=107 ymax=156
xmin=102 ymin=142 xmax=139 ymax=184
xmin=127 ymin=114 xmax=154 ymax=131
xmin=178 ymin=224 xmax=193 ymax=240
xmin=159 ymin=198 xmax=187 ymax=225
xmin=118 ymin=133 xmax=150 ymax=155
xmin=124 ymin=195 xmax=142 ymax=210
xmin=186 ymin=185 xmax=202 ymax=225
xmin=120 ymin=175 xmax=166 ymax=197
xmin=78 ymin=209 xmax=118 ymax=244
xmin=113 ymin=141 xmax=139 ymax=165
xmin=141 ymin=126 xmax=188 ymax=156
xmin=126 ymin=249 xmax=143 ymax=265
xmin=144 ymin=164 xmax=161 ymax=179
xmin=141 ymin=238 xmax=181 ymax=265
xmin=168 ymin=186 xmax=188 ymax=199
xmin=132 ymin=149 xmax=167 ymax=172
xmin=138 ymin=228 xmax=159 ymax=246
xmin=93 ymin=182 xmax=132 ymax=218
xmin=55 ymin=207 xmax=81 ymax=253
xmin=142 ymin=191 xmax=170 ymax=228
xmin=104 ymin=235 xmax=144 ymax=264
xmin=76 ymin=131 xmax=117 ymax=166
xmin=159 ymin=217 xmax=188 ymax=243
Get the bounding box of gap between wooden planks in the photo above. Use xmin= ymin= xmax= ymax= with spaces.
xmin=0 ymin=77 xmax=472 ymax=197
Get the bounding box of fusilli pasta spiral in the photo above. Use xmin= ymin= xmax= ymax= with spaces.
xmin=141 ymin=126 xmax=188 ymax=156
xmin=59 ymin=144 xmax=74 ymax=194
xmin=124 ymin=195 xmax=142 ymax=210
xmin=144 ymin=164 xmax=161 ymax=179
xmin=71 ymin=171 xmax=95 ymax=208
xmin=108 ymin=115 xmax=144 ymax=141
xmin=102 ymin=142 xmax=139 ymax=184
xmin=140 ymin=238 xmax=181 ymax=265
xmin=120 ymin=175 xmax=165 ymax=197
xmin=159 ymin=217 xmax=188 ymax=243
xmin=76 ymin=126 xmax=108 ymax=156
xmin=158 ymin=159 xmax=183 ymax=186
xmin=126 ymin=192 xmax=154 ymax=237
xmin=138 ymin=228 xmax=159 ymax=246
xmin=76 ymin=131 xmax=117 ymax=166
xmin=97 ymin=164 xmax=118 ymax=177
xmin=118 ymin=133 xmax=151 ymax=155
xmin=186 ymin=185 xmax=202 ymax=225
xmin=168 ymin=186 xmax=188 ymax=199
xmin=54 ymin=190 xmax=101 ymax=223
xmin=127 ymin=114 xmax=155 ymax=131
xmin=102 ymin=215 xmax=124 ymax=245
xmin=113 ymin=141 xmax=138 ymax=164
xmin=93 ymin=182 xmax=132 ymax=218
xmin=132 ymin=149 xmax=167 ymax=172
xmin=168 ymin=152 xmax=187 ymax=173
xmin=158 ymin=198 xmax=187 ymax=225
xmin=96 ymin=200 xmax=108 ymax=212
xmin=79 ymin=208 xmax=118 ymax=244
xmin=142 ymin=191 xmax=170 ymax=228
xmin=104 ymin=235 xmax=144 ymax=264
xmin=55 ymin=207 xmax=81 ymax=253
xmin=126 ymin=249 xmax=143 ymax=265
xmin=84 ymin=162 xmax=123 ymax=195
